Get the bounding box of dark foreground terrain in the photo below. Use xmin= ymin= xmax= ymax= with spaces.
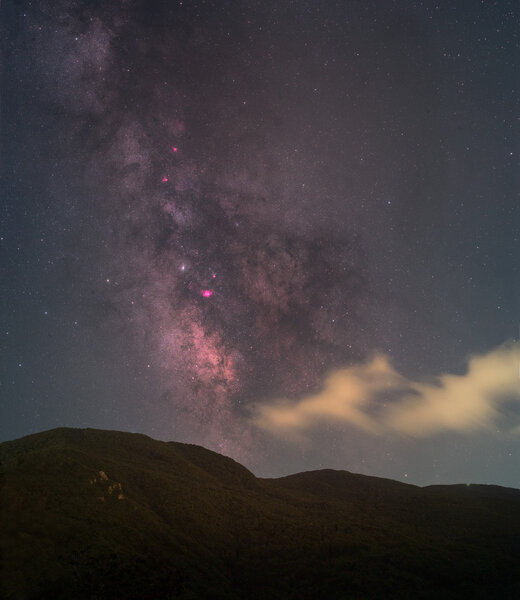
xmin=1 ymin=428 xmax=519 ymax=599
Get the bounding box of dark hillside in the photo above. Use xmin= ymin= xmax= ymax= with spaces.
xmin=2 ymin=428 xmax=520 ymax=599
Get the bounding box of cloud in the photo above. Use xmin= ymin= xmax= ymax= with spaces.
xmin=253 ymin=341 xmax=520 ymax=440
xmin=253 ymin=354 xmax=406 ymax=439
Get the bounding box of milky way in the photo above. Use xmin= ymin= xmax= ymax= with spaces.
xmin=6 ymin=0 xmax=374 ymax=456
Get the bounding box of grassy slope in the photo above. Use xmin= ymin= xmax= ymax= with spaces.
xmin=1 ymin=428 xmax=520 ymax=599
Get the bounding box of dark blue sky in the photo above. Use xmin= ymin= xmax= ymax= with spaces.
xmin=1 ymin=0 xmax=518 ymax=486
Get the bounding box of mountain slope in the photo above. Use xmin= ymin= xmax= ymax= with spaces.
xmin=1 ymin=428 xmax=519 ymax=599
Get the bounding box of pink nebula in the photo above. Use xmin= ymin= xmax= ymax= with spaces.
xmin=172 ymin=146 xmax=178 ymax=153
xmin=161 ymin=176 xmax=168 ymax=182
xmin=201 ymin=290 xmax=213 ymax=298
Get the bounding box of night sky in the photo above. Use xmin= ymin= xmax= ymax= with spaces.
xmin=1 ymin=0 xmax=519 ymax=487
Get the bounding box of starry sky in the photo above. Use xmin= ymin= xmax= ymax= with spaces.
xmin=1 ymin=0 xmax=519 ymax=487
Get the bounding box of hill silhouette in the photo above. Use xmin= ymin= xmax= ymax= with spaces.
xmin=1 ymin=428 xmax=519 ymax=599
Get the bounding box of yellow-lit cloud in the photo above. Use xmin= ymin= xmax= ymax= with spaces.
xmin=253 ymin=341 xmax=520 ymax=439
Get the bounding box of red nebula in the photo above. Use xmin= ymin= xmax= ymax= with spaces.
xmin=201 ymin=290 xmax=213 ymax=298
xmin=172 ymin=146 xmax=178 ymax=153
xmin=161 ymin=176 xmax=168 ymax=182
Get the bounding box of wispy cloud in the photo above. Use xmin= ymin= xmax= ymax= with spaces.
xmin=253 ymin=341 xmax=520 ymax=440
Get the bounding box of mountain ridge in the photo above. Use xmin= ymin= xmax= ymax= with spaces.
xmin=2 ymin=427 xmax=519 ymax=599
